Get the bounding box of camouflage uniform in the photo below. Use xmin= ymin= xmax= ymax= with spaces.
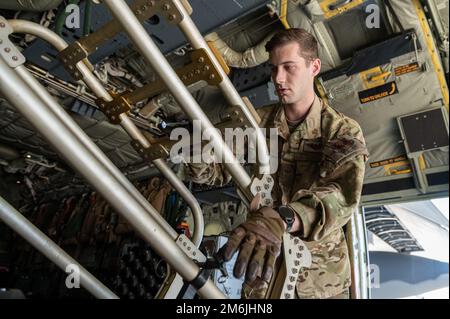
xmin=187 ymin=95 xmax=368 ymax=299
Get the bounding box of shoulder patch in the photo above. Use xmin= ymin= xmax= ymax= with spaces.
xmin=321 ymin=135 xmax=368 ymax=176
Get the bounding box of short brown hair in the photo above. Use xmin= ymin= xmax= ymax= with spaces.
xmin=265 ymin=28 xmax=319 ymax=63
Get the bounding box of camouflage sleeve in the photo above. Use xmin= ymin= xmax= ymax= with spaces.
xmin=289 ymin=131 xmax=368 ymax=242
xmin=185 ymin=161 xmax=232 ymax=187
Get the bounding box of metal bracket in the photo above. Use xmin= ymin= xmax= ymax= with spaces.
xmin=131 ymin=139 xmax=171 ymax=162
xmin=215 ymin=105 xmax=253 ymax=132
xmin=176 ymin=234 xmax=206 ymax=263
xmin=0 ymin=17 xmax=26 ymax=68
xmin=96 ymin=93 xmax=131 ymax=124
xmin=249 ymin=174 xmax=274 ymax=207
xmin=58 ymin=0 xmax=188 ymax=70
xmin=280 ymin=233 xmax=311 ymax=299
xmin=125 ymin=48 xmax=223 ymax=105
xmin=57 ymin=41 xmax=88 ymax=80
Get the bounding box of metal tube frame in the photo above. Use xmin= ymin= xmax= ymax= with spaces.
xmin=0 ymin=196 xmax=118 ymax=299
xmin=103 ymin=0 xmax=254 ymax=202
xmin=173 ymin=0 xmax=272 ymax=175
xmin=8 ymin=19 xmax=204 ymax=247
xmin=0 ymin=56 xmax=225 ymax=299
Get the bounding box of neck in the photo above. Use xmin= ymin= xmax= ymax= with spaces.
xmin=284 ymin=90 xmax=315 ymax=122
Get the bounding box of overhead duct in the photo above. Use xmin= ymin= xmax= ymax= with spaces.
xmin=0 ymin=0 xmax=63 ymax=12
xmin=205 ymin=31 xmax=273 ymax=68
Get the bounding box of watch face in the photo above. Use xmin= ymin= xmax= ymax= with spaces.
xmin=279 ymin=206 xmax=294 ymax=219
xmin=278 ymin=206 xmax=295 ymax=232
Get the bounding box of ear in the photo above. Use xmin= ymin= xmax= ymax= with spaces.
xmin=311 ymin=58 xmax=321 ymax=77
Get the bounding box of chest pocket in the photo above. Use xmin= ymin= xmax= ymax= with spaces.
xmin=293 ymin=139 xmax=323 ymax=191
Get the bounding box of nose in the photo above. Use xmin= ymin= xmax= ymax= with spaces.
xmin=273 ymin=67 xmax=285 ymax=86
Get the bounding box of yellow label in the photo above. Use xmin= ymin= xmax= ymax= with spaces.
xmin=319 ymin=0 xmax=365 ymax=19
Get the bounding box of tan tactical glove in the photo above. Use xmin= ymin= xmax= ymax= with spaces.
xmin=218 ymin=207 xmax=285 ymax=285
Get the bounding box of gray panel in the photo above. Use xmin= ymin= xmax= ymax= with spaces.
xmin=399 ymin=108 xmax=449 ymax=153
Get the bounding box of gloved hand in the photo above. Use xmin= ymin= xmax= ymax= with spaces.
xmin=218 ymin=207 xmax=285 ymax=284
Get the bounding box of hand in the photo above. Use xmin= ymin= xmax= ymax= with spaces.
xmin=218 ymin=207 xmax=285 ymax=283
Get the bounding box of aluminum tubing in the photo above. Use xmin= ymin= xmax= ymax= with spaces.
xmin=13 ymin=64 xmax=179 ymax=240
xmin=174 ymin=0 xmax=271 ymax=175
xmin=0 ymin=58 xmax=225 ymax=299
xmin=9 ymin=20 xmax=204 ymax=243
xmin=0 ymin=195 xmax=118 ymax=299
xmin=103 ymin=0 xmax=253 ymax=201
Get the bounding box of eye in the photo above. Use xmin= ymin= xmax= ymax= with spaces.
xmin=286 ymin=64 xmax=296 ymax=71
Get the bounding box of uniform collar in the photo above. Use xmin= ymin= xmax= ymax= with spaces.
xmin=273 ymin=95 xmax=323 ymax=140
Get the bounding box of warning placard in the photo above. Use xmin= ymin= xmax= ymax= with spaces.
xmin=394 ymin=62 xmax=420 ymax=76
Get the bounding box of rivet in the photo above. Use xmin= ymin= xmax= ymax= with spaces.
xmin=163 ymin=4 xmax=170 ymax=10
xmin=209 ymin=74 xmax=215 ymax=80
xmin=203 ymin=66 xmax=210 ymax=71
xmin=4 ymin=47 xmax=11 ymax=53
xmin=198 ymin=57 xmax=205 ymax=63
xmin=285 ymin=293 xmax=291 ymax=299
xmin=290 ymin=276 xmax=296 ymax=282
xmin=297 ymin=253 xmax=302 ymax=259
xmin=12 ymin=56 xmax=18 ymax=61
xmin=0 ymin=22 xmax=5 ymax=28
xmin=169 ymin=14 xmax=176 ymax=20
xmin=292 ymin=268 xmax=298 ymax=274
xmin=287 ymin=285 xmax=294 ymax=290
xmin=187 ymin=247 xmax=191 ymax=251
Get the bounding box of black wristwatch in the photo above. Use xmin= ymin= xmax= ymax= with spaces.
xmin=277 ymin=205 xmax=296 ymax=232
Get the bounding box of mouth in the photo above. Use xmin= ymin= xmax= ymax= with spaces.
xmin=277 ymin=88 xmax=290 ymax=96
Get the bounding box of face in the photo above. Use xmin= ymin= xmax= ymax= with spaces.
xmin=269 ymin=41 xmax=321 ymax=106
